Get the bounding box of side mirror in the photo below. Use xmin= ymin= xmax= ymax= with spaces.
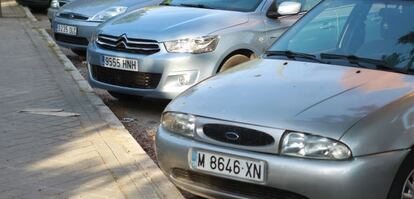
xmin=278 ymin=1 xmax=302 ymax=16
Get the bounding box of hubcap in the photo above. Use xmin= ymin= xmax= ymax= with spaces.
xmin=402 ymin=169 xmax=414 ymax=199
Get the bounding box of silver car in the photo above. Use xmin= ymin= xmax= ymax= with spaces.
xmin=47 ymin=0 xmax=74 ymax=22
xmin=52 ymin=0 xmax=161 ymax=56
xmin=156 ymin=0 xmax=414 ymax=199
xmin=87 ymin=0 xmax=320 ymax=100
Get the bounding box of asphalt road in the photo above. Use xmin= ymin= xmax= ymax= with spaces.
xmin=31 ymin=9 xmax=200 ymax=199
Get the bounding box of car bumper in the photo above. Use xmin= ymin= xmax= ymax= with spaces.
xmin=87 ymin=43 xmax=220 ymax=99
xmin=156 ymin=127 xmax=409 ymax=199
xmin=52 ymin=17 xmax=99 ymax=50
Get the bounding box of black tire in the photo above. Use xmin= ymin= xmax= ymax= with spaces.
xmin=218 ymin=54 xmax=251 ymax=73
xmin=108 ymin=91 xmax=141 ymax=101
xmin=71 ymin=49 xmax=87 ymax=57
xmin=387 ymin=151 xmax=414 ymax=199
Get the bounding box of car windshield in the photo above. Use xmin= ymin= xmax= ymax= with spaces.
xmin=268 ymin=0 xmax=414 ymax=75
xmin=160 ymin=0 xmax=263 ymax=12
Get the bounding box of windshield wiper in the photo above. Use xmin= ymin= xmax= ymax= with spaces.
xmin=320 ymin=53 xmax=394 ymax=70
xmin=319 ymin=53 xmax=413 ymax=74
xmin=266 ymin=50 xmax=324 ymax=63
xmin=178 ymin=3 xmax=212 ymax=9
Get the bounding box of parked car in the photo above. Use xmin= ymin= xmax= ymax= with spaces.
xmin=52 ymin=0 xmax=161 ymax=56
xmin=47 ymin=0 xmax=74 ymax=22
xmin=16 ymin=0 xmax=50 ymax=9
xmin=156 ymin=0 xmax=414 ymax=199
xmin=87 ymin=0 xmax=320 ymax=100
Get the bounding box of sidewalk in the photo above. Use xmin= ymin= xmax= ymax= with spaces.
xmin=0 ymin=4 xmax=183 ymax=199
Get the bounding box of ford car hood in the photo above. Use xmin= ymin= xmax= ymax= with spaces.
xmin=99 ymin=6 xmax=249 ymax=41
xmin=166 ymin=59 xmax=414 ymax=140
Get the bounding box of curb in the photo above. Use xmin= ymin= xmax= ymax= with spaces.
xmin=22 ymin=7 xmax=36 ymax=22
xmin=38 ymin=28 xmax=127 ymax=129
xmin=22 ymin=6 xmax=184 ymax=199
xmin=23 ymin=6 xmax=125 ymax=130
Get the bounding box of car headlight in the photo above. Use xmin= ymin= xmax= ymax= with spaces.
xmin=164 ymin=36 xmax=219 ymax=54
xmin=161 ymin=112 xmax=196 ymax=137
xmin=50 ymin=0 xmax=59 ymax=8
xmin=88 ymin=6 xmax=127 ymax=22
xmin=281 ymin=132 xmax=352 ymax=160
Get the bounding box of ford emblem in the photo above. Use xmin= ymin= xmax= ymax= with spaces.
xmin=224 ymin=132 xmax=240 ymax=141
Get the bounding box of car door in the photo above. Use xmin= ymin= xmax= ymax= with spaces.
xmin=263 ymin=0 xmax=321 ymax=49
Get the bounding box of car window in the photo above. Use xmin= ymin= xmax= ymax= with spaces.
xmin=269 ymin=0 xmax=414 ymax=75
xmin=363 ymin=4 xmax=385 ymax=44
xmin=286 ymin=4 xmax=355 ymax=53
xmin=356 ymin=4 xmax=414 ymax=63
xmin=301 ymin=0 xmax=321 ymax=11
xmin=161 ymin=0 xmax=263 ymax=12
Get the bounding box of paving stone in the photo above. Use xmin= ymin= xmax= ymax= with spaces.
xmin=0 ymin=3 xmax=183 ymax=199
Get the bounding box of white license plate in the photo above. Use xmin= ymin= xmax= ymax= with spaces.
xmin=191 ymin=150 xmax=266 ymax=183
xmin=56 ymin=24 xmax=77 ymax=35
xmin=103 ymin=56 xmax=139 ymax=72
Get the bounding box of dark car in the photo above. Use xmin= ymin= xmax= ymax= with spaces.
xmin=17 ymin=0 xmax=51 ymax=9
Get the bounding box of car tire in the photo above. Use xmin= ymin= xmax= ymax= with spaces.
xmin=387 ymin=151 xmax=414 ymax=199
xmin=108 ymin=91 xmax=141 ymax=101
xmin=218 ymin=54 xmax=251 ymax=73
xmin=71 ymin=49 xmax=87 ymax=57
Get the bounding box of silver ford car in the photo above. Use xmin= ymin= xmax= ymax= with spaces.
xmin=156 ymin=0 xmax=414 ymax=198
xmin=52 ymin=0 xmax=161 ymax=56
xmin=87 ymin=0 xmax=320 ymax=100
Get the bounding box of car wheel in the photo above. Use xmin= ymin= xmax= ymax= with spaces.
xmin=108 ymin=91 xmax=141 ymax=101
xmin=71 ymin=49 xmax=87 ymax=57
xmin=218 ymin=54 xmax=251 ymax=73
xmin=388 ymin=151 xmax=414 ymax=199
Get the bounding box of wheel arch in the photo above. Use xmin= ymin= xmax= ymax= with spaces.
xmin=386 ymin=148 xmax=414 ymax=199
xmin=216 ymin=48 xmax=257 ymax=73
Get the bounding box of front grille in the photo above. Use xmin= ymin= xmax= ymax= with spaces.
xmin=203 ymin=124 xmax=275 ymax=146
xmin=172 ymin=169 xmax=308 ymax=199
xmin=58 ymin=12 xmax=89 ymax=20
xmin=54 ymin=33 xmax=89 ymax=46
xmin=91 ymin=65 xmax=161 ymax=89
xmin=96 ymin=34 xmax=160 ymax=55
